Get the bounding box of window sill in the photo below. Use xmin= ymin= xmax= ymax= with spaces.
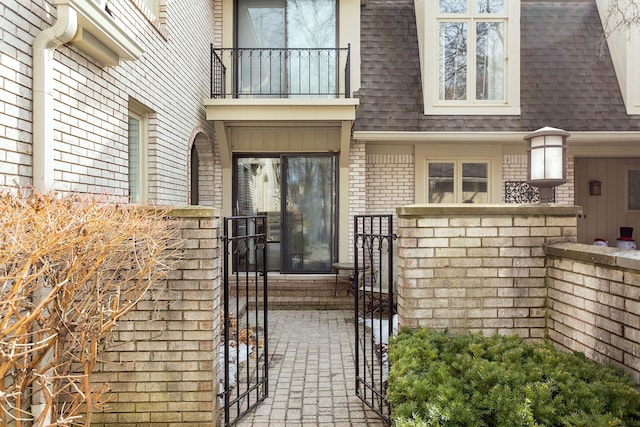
xmin=424 ymin=103 xmax=521 ymax=116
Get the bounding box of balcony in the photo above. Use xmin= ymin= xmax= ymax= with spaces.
xmin=210 ymin=45 xmax=352 ymax=99
xmin=205 ymin=45 xmax=359 ymax=163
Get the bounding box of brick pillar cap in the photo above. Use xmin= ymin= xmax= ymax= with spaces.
xmin=397 ymin=204 xmax=582 ymax=217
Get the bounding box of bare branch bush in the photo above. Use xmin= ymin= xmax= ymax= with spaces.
xmin=0 ymin=191 xmax=181 ymax=426
xmin=602 ymin=0 xmax=640 ymax=34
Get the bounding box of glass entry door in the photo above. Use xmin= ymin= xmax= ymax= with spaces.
xmin=235 ymin=154 xmax=337 ymax=273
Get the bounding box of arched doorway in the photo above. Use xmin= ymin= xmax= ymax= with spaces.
xmin=190 ymin=142 xmax=200 ymax=205
xmin=188 ymin=131 xmax=218 ymax=206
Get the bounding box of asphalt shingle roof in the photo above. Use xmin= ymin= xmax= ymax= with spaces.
xmin=354 ymin=0 xmax=640 ymax=132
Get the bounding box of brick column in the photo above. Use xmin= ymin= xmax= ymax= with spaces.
xmin=348 ymin=140 xmax=367 ymax=260
xmin=396 ymin=204 xmax=579 ymax=338
xmin=92 ymin=206 xmax=222 ymax=426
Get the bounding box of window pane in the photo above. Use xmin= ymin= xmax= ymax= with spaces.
xmin=190 ymin=144 xmax=199 ymax=205
xmin=237 ymin=0 xmax=285 ymax=96
xmin=462 ymin=163 xmax=488 ymax=203
xmin=284 ymin=156 xmax=336 ymax=273
xmin=440 ymin=0 xmax=467 ymax=13
xmin=236 ymin=157 xmax=282 ymax=271
xmin=476 ymin=22 xmax=505 ymax=101
xmin=128 ymin=116 xmax=140 ymax=203
xmin=429 ymin=163 xmax=455 ymax=203
xmin=440 ymin=22 xmax=468 ymax=100
xmin=237 ymin=0 xmax=336 ymax=97
xmin=477 ymin=0 xmax=504 ymax=13
xmin=287 ymin=0 xmax=337 ymax=97
xmin=287 ymin=0 xmax=336 ymax=47
xmin=238 ymin=0 xmax=284 ymax=48
xmin=629 ymin=170 xmax=640 ymax=210
xmin=236 ymin=157 xmax=281 ymax=216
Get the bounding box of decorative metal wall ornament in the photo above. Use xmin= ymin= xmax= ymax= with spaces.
xmin=504 ymin=181 xmax=551 ymax=203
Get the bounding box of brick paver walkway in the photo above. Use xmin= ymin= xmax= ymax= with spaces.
xmin=234 ymin=310 xmax=386 ymax=426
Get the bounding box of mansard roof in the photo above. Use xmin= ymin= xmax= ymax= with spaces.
xmin=354 ymin=0 xmax=640 ymax=132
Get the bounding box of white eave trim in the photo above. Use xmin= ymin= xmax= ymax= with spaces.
xmin=204 ymin=98 xmax=360 ymax=122
xmin=57 ymin=0 xmax=143 ymax=66
xmin=353 ymin=131 xmax=640 ymax=144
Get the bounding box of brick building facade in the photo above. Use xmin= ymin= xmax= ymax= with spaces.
xmin=1 ymin=0 xmax=220 ymax=204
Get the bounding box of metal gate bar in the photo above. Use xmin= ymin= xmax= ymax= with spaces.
xmin=221 ymin=216 xmax=268 ymax=426
xmin=354 ymin=215 xmax=395 ymax=425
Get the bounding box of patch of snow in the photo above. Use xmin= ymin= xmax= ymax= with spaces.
xmin=219 ymin=343 xmax=253 ymax=392
xmin=359 ymin=314 xmax=398 ymax=384
xmin=359 ymin=314 xmax=398 ymax=345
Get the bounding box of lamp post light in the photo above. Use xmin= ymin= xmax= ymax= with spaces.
xmin=525 ymin=126 xmax=570 ymax=203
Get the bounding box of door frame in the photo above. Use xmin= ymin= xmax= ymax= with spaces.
xmin=233 ymin=153 xmax=339 ymax=274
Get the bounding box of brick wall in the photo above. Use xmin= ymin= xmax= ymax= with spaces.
xmin=92 ymin=206 xmax=222 ymax=427
xmin=502 ymin=154 xmax=575 ymax=205
xmin=348 ymin=141 xmax=367 ymax=260
xmin=0 ymin=0 xmax=40 ymax=188
xmin=546 ymin=243 xmax=640 ymax=383
xmin=396 ymin=204 xmax=580 ymax=337
xmin=502 ymin=154 xmax=528 ymax=186
xmin=366 ymin=153 xmax=414 ymax=217
xmin=0 ymin=0 xmax=219 ymax=203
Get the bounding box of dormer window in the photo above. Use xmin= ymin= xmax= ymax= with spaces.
xmin=439 ymin=0 xmax=505 ymax=101
xmin=417 ymin=0 xmax=520 ymax=115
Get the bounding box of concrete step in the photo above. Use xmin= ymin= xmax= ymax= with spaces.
xmin=256 ymin=294 xmax=354 ymax=310
xmin=232 ymin=277 xmax=356 ymax=310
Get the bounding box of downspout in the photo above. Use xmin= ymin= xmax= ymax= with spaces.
xmin=33 ymin=1 xmax=78 ymax=193
xmin=31 ymin=4 xmax=78 ymax=423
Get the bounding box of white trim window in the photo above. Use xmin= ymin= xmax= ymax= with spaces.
xmin=128 ymin=109 xmax=148 ymax=203
xmin=427 ymin=160 xmax=490 ymax=203
xmin=420 ymin=0 xmax=520 ymax=115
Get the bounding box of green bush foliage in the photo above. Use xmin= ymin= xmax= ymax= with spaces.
xmin=388 ymin=328 xmax=640 ymax=427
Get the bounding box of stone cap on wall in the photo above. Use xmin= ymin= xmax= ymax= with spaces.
xmin=397 ymin=204 xmax=583 ymax=217
xmin=546 ymin=242 xmax=640 ymax=271
xmin=165 ymin=206 xmax=219 ymax=218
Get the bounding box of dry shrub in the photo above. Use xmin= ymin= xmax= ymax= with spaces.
xmin=0 ymin=191 xmax=181 ymax=426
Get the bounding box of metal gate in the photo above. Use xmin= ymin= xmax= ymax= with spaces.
xmin=354 ymin=215 xmax=396 ymax=425
xmin=220 ymin=216 xmax=269 ymax=426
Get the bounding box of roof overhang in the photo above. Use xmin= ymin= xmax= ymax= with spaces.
xmin=205 ymin=98 xmax=359 ymax=169
xmin=353 ymin=131 xmax=640 ymax=156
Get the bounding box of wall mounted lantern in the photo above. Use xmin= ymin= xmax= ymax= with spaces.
xmin=525 ymin=126 xmax=570 ymax=202
xmin=589 ymin=180 xmax=602 ymax=196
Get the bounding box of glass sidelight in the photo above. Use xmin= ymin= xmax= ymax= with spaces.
xmin=234 ymin=154 xmax=337 ymax=273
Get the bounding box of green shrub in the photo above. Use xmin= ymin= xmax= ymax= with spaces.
xmin=388 ymin=328 xmax=640 ymax=427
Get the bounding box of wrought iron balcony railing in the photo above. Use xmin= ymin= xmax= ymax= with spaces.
xmin=210 ymin=45 xmax=351 ymax=99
